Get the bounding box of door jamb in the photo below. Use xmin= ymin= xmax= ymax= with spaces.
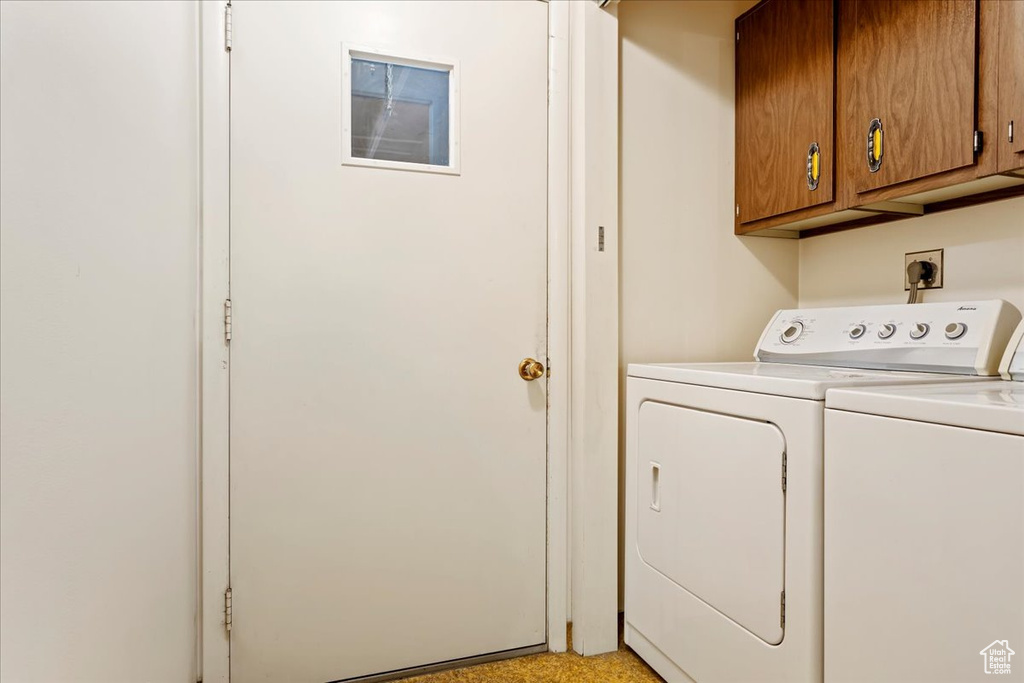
xmin=198 ymin=1 xmax=231 ymax=682
xmin=198 ymin=1 xmax=576 ymax=678
xmin=546 ymin=0 xmax=570 ymax=654
xmin=566 ymin=0 xmax=619 ymax=656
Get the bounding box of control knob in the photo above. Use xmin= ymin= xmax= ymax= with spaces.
xmin=848 ymin=324 xmax=866 ymax=340
xmin=780 ymin=321 xmax=804 ymax=344
xmin=909 ymin=323 xmax=930 ymax=340
xmin=877 ymin=323 xmax=897 ymax=340
xmin=944 ymin=322 xmax=967 ymax=340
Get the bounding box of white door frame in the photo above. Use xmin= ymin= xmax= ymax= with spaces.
xmin=197 ymin=1 xmax=231 ymax=680
xmin=197 ymin=1 xmax=618 ymax=678
xmin=566 ymin=0 xmax=620 ymax=657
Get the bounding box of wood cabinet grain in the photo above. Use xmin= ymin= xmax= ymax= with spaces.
xmin=735 ymin=0 xmax=834 ymax=225
xmin=996 ymin=0 xmax=1024 ymax=172
xmin=841 ymin=0 xmax=976 ymax=195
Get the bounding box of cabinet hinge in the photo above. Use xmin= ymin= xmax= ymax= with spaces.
xmin=224 ymin=587 xmax=233 ymax=633
xmin=224 ymin=3 xmax=233 ymax=52
xmin=781 ymin=452 xmax=787 ymax=493
xmin=973 ymin=130 xmax=983 ymax=154
xmin=224 ymin=299 xmax=232 ymax=343
xmin=780 ymin=590 xmax=786 ymax=629
xmin=1010 ymin=120 xmax=1015 ymax=145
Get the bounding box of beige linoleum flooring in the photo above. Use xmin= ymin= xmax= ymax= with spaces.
xmin=399 ymin=622 xmax=664 ymax=683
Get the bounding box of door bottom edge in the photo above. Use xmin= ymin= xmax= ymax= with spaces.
xmin=329 ymin=642 xmax=549 ymax=683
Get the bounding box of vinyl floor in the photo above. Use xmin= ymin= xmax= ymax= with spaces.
xmin=399 ymin=621 xmax=665 ymax=683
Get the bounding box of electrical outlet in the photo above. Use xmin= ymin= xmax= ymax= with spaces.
xmin=904 ymin=248 xmax=944 ymax=291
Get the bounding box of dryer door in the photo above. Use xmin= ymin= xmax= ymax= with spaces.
xmin=636 ymin=401 xmax=786 ymax=644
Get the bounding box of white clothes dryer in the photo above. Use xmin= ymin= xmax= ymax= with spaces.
xmin=625 ymin=300 xmax=1021 ymax=683
xmin=824 ymin=320 xmax=1024 ymax=683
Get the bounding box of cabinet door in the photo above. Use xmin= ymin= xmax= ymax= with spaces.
xmin=997 ymin=0 xmax=1024 ymax=172
xmin=844 ymin=0 xmax=976 ymax=194
xmin=736 ymin=0 xmax=834 ymax=224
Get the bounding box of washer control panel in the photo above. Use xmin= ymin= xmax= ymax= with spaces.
xmin=755 ymin=300 xmax=1022 ymax=376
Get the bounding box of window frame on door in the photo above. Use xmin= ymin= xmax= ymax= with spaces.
xmin=341 ymin=43 xmax=461 ymax=175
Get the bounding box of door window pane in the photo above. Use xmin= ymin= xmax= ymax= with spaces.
xmin=350 ymin=58 xmax=450 ymax=167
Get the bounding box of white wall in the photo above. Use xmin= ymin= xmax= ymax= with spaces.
xmin=618 ymin=0 xmax=799 ymax=606
xmin=0 ymin=2 xmax=199 ymax=681
xmin=799 ymin=198 xmax=1024 ymax=311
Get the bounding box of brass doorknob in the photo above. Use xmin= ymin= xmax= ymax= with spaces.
xmin=519 ymin=358 xmax=545 ymax=381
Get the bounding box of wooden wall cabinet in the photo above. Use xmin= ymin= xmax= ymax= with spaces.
xmin=996 ymin=0 xmax=1024 ymax=173
xmin=735 ymin=0 xmax=834 ymax=228
xmin=840 ymin=0 xmax=976 ymax=196
xmin=735 ymin=0 xmax=1024 ymax=238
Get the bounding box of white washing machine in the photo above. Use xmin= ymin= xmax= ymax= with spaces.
xmin=824 ymin=321 xmax=1024 ymax=683
xmin=625 ymin=300 xmax=1022 ymax=683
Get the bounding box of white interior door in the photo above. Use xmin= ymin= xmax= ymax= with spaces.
xmin=228 ymin=2 xmax=549 ymax=681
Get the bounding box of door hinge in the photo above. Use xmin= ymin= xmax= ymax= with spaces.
xmin=781 ymin=452 xmax=787 ymax=493
xmin=973 ymin=130 xmax=983 ymax=154
xmin=224 ymin=587 xmax=233 ymax=633
xmin=736 ymin=31 xmax=740 ymax=42
xmin=224 ymin=299 xmax=232 ymax=343
xmin=224 ymin=3 xmax=233 ymax=52
xmin=1010 ymin=120 xmax=1015 ymax=145
xmin=735 ymin=204 xmax=740 ymax=218
xmin=780 ymin=590 xmax=786 ymax=629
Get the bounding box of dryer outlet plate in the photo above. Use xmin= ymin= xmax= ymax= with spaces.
xmin=904 ymin=249 xmax=944 ymax=291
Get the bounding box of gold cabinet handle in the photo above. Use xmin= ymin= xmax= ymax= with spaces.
xmin=867 ymin=118 xmax=883 ymax=173
xmin=806 ymin=142 xmax=821 ymax=191
xmin=519 ymin=358 xmax=545 ymax=381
